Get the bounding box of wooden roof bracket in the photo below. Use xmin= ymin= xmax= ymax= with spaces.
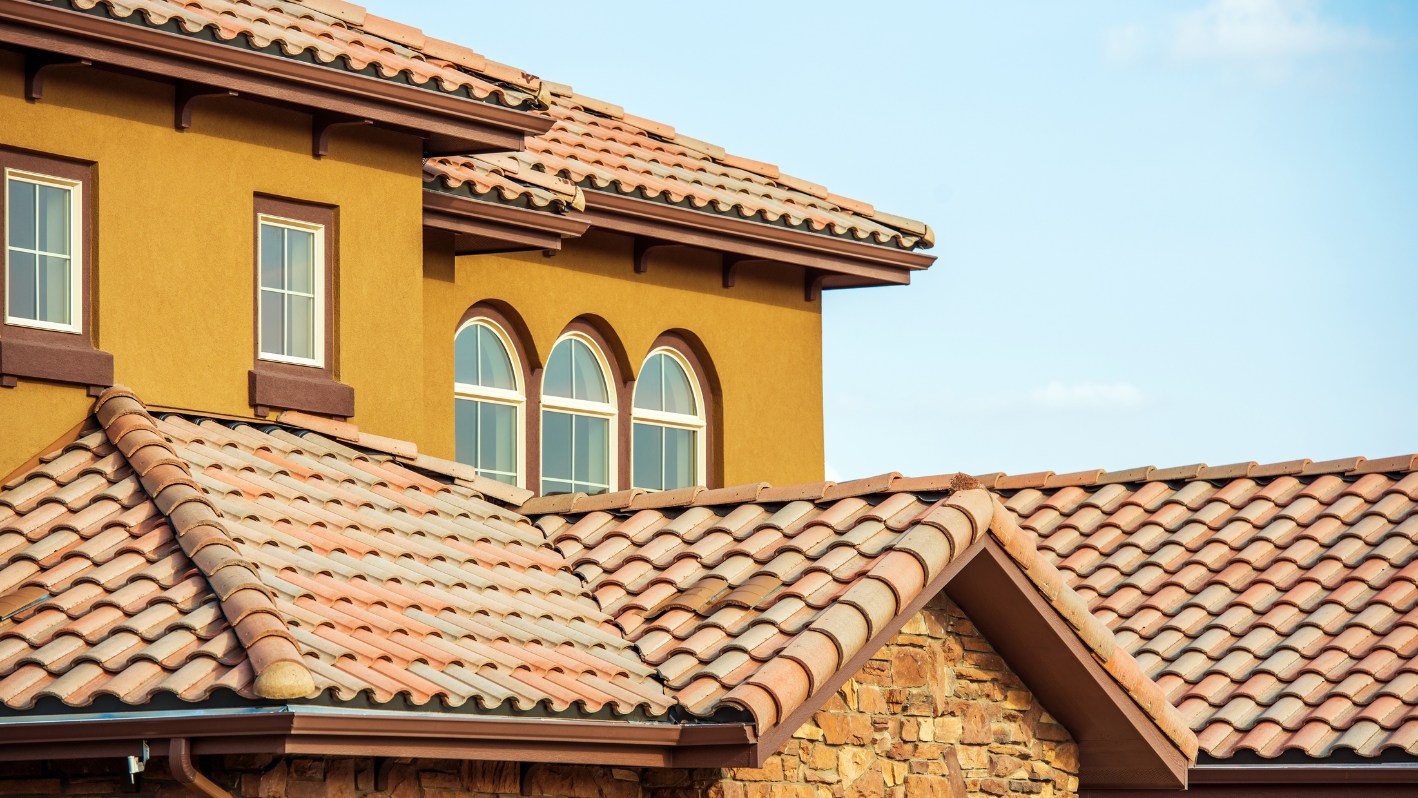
xmin=633 ymin=237 xmax=687 ymax=274
xmin=20 ymin=47 xmax=89 ymax=101
xmin=721 ymin=254 xmax=774 ymax=288
xmin=804 ymin=268 xmax=827 ymax=302
xmin=175 ymin=81 xmax=237 ymax=131
xmin=313 ymin=112 xmax=373 ymax=158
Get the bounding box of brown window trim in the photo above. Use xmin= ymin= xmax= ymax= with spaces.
xmin=455 ymin=302 xmax=534 ymax=489
xmin=249 ymin=195 xmax=352 ymax=418
xmin=0 ymin=147 xmax=112 ymax=394
xmin=641 ymin=331 xmax=722 ymax=490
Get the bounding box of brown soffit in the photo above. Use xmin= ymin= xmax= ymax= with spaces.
xmin=0 ymin=707 xmax=755 ymax=768
xmin=423 ymin=190 xmax=589 ymax=254
xmin=0 ymin=0 xmax=553 ymax=156
xmin=573 ymin=190 xmax=936 ymax=287
xmin=1188 ymin=764 xmax=1418 ymax=785
xmin=945 ymin=538 xmax=1193 ymax=791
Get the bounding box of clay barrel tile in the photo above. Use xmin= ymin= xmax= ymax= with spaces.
xmin=837 ymin=576 xmax=898 ymax=638
xmin=746 ymin=656 xmax=812 ymax=722
xmin=776 ymin=629 xmax=841 ymax=695
xmin=945 ymin=488 xmax=995 ymax=541
xmin=808 ymin=603 xmax=871 ymax=663
xmin=720 ymin=682 xmax=779 ymax=728
xmin=94 ymin=386 xmax=314 ymax=700
xmin=892 ymin=519 xmax=956 ymax=579
xmin=866 ymin=550 xmax=927 ymax=610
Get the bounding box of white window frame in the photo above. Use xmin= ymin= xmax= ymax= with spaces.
xmin=257 ymin=213 xmax=325 ymax=368
xmin=631 ymin=347 xmax=707 ymax=491
xmin=540 ymin=331 xmax=618 ymax=495
xmin=454 ymin=318 xmax=526 ymax=488
xmin=4 ymin=168 xmax=82 ymax=334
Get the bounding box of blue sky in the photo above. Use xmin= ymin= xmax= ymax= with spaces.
xmin=365 ymin=0 xmax=1418 ymax=480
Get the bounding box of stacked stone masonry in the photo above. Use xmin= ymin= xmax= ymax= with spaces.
xmin=0 ymin=596 xmax=1077 ymax=798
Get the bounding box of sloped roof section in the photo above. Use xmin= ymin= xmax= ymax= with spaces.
xmin=0 ymin=388 xmax=673 ymax=717
xmin=532 ymin=477 xmax=1198 ymax=760
xmin=990 ymin=456 xmax=1418 ymax=760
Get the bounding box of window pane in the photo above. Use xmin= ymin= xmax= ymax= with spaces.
xmin=571 ymin=339 xmax=608 ymax=403
xmin=454 ymin=325 xmax=478 ymax=385
xmin=541 ymin=411 xmax=572 ymax=481
xmin=665 ymin=427 xmax=696 ymax=489
xmin=479 ymin=401 xmax=516 ymax=479
xmin=544 ymin=340 xmax=573 ymax=399
xmin=455 ymin=398 xmax=479 ymax=467
xmin=37 ymin=255 xmax=69 ymax=325
xmin=7 ymin=250 xmax=36 ymax=320
xmin=286 ymin=229 xmax=314 ymax=294
xmin=478 ymin=325 xmax=516 ymax=390
xmin=633 ymin=422 xmax=663 ymax=491
xmin=634 ymin=354 xmax=663 ymax=411
xmin=36 ymin=185 xmax=69 ymax=256
xmin=259 ymin=225 xmax=284 ymax=289
xmin=287 ymin=294 xmax=314 ymax=359
xmin=574 ymin=414 xmax=609 ymax=492
xmin=542 ymin=480 xmax=574 ymax=496
xmin=662 ymin=356 xmax=697 ymax=415
xmin=8 ymin=180 xmax=36 ymax=251
xmin=259 ymin=288 xmax=284 ymax=356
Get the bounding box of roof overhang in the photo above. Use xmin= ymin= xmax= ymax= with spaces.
xmin=0 ymin=705 xmax=755 ymax=768
xmin=0 ymin=0 xmax=554 ymax=156
xmin=422 ymin=190 xmax=590 ymax=255
xmin=575 ymin=190 xmax=936 ymax=294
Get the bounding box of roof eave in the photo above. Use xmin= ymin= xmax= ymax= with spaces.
xmin=0 ymin=0 xmax=554 ymax=156
xmin=0 ymin=706 xmax=757 ymax=767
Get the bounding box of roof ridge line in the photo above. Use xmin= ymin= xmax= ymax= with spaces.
xmin=985 ymin=496 xmax=1201 ymax=761
xmin=93 ymin=386 xmax=315 ymax=700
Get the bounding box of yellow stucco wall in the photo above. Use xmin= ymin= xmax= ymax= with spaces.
xmin=0 ymin=54 xmax=824 ymax=488
xmin=0 ymin=54 xmax=425 ymax=478
xmin=423 ymin=230 xmax=825 ymax=488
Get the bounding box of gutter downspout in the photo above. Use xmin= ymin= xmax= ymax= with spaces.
xmin=169 ymin=738 xmax=234 ymax=798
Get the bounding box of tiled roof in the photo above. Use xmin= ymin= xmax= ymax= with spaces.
xmin=33 ymin=0 xmax=933 ymax=249
xmin=423 ymin=93 xmax=935 ymax=250
xmin=986 ymin=456 xmax=1418 ymax=760
xmin=49 ymin=0 xmax=542 ymax=110
xmin=530 ymin=476 xmax=1197 ymax=759
xmin=0 ymin=388 xmax=672 ymax=716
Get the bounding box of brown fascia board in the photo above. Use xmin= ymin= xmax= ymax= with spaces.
xmin=575 ymin=190 xmax=935 ymax=287
xmin=1189 ymin=763 xmax=1418 ymax=785
xmin=0 ymin=0 xmax=553 ymax=155
xmin=0 ymin=707 xmax=755 ymax=768
xmin=1081 ymin=784 xmax=1418 ymax=798
xmin=947 ymin=539 xmax=1192 ymax=790
xmin=750 ymin=535 xmax=1189 ymax=790
xmin=423 ymin=189 xmax=589 ymax=253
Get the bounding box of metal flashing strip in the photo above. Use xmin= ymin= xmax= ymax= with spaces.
xmin=1191 ymin=762 xmax=1418 ymax=784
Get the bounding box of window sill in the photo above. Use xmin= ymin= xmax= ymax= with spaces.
xmin=248 ymin=368 xmax=354 ymax=418
xmin=0 ymin=337 xmax=113 ymax=391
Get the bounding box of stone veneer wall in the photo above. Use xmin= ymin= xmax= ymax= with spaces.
xmin=0 ymin=596 xmax=1078 ymax=798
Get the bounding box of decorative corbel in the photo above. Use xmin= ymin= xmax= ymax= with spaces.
xmin=23 ymin=50 xmax=91 ymax=102
xmin=804 ymin=268 xmax=827 ymax=302
xmin=175 ymin=82 xmax=237 ymax=130
xmin=721 ymin=254 xmax=774 ymax=288
xmin=633 ymin=237 xmax=685 ymax=274
xmin=313 ymin=112 xmax=373 ymax=158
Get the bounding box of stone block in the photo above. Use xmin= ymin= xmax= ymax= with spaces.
xmin=957 ymin=745 xmax=989 ymax=770
xmin=289 ymin=759 xmax=325 ymax=782
xmin=326 ymin=760 xmax=355 ymax=798
xmin=63 ymin=781 xmax=118 ymax=794
xmin=356 ymin=761 xmax=375 ymax=793
xmin=836 ymin=748 xmax=873 ymax=785
xmin=1004 ymin=690 xmax=1032 ymax=711
xmin=810 ymin=743 xmax=837 ymax=772
xmin=988 ymin=755 xmax=1024 ymax=779
xmin=1051 ymin=744 xmax=1079 ymax=774
xmin=729 ymin=757 xmax=782 ymax=782
xmin=244 ymin=760 xmax=286 ymax=798
xmin=858 ymin=686 xmax=887 ymax=714
xmin=419 ymin=772 xmax=460 ymax=790
xmin=224 ymin=755 xmax=274 ymax=771
xmin=963 ymin=704 xmax=991 ymax=745
xmin=902 ymin=775 xmax=949 ymax=798
xmin=287 ymin=780 xmax=327 ymax=798
xmin=794 ymin=723 xmax=825 ymax=741
xmin=843 ymin=761 xmax=882 ymax=798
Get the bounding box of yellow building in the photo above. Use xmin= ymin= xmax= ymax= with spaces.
xmin=0 ymin=0 xmax=934 ymax=495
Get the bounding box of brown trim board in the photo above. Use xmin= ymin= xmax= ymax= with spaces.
xmin=576 ymin=190 xmax=935 ymax=288
xmin=423 ymin=191 xmax=588 ymax=255
xmin=1082 ymin=786 xmax=1417 ymax=798
xmin=947 ymin=538 xmax=1191 ymax=790
xmin=0 ymin=0 xmax=552 ymax=156
xmin=0 ymin=708 xmax=755 ymax=768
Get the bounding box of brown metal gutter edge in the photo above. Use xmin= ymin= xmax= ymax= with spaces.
xmin=0 ymin=707 xmax=755 ymax=768
xmin=422 ymin=190 xmax=591 ymax=237
xmin=0 ymin=0 xmax=551 ymax=151
xmin=1189 ymin=763 xmax=1418 ymax=784
xmin=577 ymin=191 xmax=933 ymax=285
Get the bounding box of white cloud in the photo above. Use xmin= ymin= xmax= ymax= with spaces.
xmin=1030 ymin=381 xmax=1145 ymax=409
xmin=1173 ymin=0 xmax=1384 ymax=61
xmin=1106 ymin=25 xmax=1148 ymax=64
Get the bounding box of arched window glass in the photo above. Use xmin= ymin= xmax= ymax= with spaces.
xmin=454 ymin=320 xmax=523 ymax=486
xmin=541 ymin=335 xmax=615 ymax=495
xmin=632 ymin=349 xmax=705 ymax=491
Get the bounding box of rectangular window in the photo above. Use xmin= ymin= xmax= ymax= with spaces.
xmin=5 ymin=169 xmax=80 ymax=333
xmin=257 ymin=215 xmax=323 ymax=366
xmin=542 ymin=410 xmax=610 ymax=495
xmin=633 ymin=422 xmax=697 ymax=491
xmin=456 ymin=398 xmax=518 ymax=485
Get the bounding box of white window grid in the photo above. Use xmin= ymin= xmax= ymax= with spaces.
xmin=4 ymin=169 xmax=81 ymax=334
xmin=631 ymin=347 xmax=707 ymax=491
xmin=257 ymin=214 xmax=324 ymax=368
xmin=453 ymin=318 xmax=526 ymax=488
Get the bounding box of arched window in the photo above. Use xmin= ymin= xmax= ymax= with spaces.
xmin=454 ymin=319 xmax=523 ymax=486
xmin=632 ymin=349 xmax=705 ymax=491
xmin=541 ymin=334 xmax=615 ymax=495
